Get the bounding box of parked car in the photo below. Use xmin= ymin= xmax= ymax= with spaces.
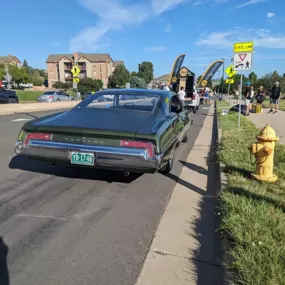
xmin=15 ymin=89 xmax=193 ymax=174
xmin=19 ymin=83 xmax=33 ymax=88
xmin=37 ymin=91 xmax=74 ymax=102
xmin=0 ymin=88 xmax=19 ymax=104
xmin=184 ymin=85 xmax=200 ymax=113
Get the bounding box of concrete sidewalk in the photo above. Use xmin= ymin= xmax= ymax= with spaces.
xmin=136 ymin=104 xmax=223 ymax=285
xmin=248 ymin=108 xmax=285 ymax=144
xmin=0 ymin=101 xmax=80 ymax=115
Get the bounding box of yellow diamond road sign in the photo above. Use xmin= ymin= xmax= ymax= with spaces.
xmin=225 ymin=64 xmax=237 ymax=78
xmin=234 ymin=42 xmax=254 ymax=53
xmin=226 ymin=79 xmax=234 ymax=84
xmin=71 ymin=65 xmax=81 ymax=76
xmin=73 ymin=78 xmax=80 ymax=83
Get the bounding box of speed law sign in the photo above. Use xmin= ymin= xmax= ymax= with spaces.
xmin=233 ymin=52 xmax=252 ymax=71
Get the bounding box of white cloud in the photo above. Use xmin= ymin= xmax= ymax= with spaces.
xmin=230 ymin=0 xmax=265 ymax=10
xmin=196 ymin=27 xmax=285 ymax=49
xmin=196 ymin=31 xmax=234 ymax=47
xmin=70 ymin=0 xmax=186 ymax=52
xmin=267 ymin=12 xmax=275 ymax=18
xmin=152 ymin=0 xmax=187 ymax=15
xmin=147 ymin=46 xmax=167 ymax=52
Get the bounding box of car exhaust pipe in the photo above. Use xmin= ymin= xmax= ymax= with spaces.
xmin=124 ymin=172 xmax=130 ymax=177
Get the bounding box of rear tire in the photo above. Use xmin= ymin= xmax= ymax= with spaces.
xmin=159 ymin=151 xmax=175 ymax=174
xmin=56 ymin=99 xmax=60 ymax=102
xmin=182 ymin=131 xmax=189 ymax=143
xmin=8 ymin=97 xmax=18 ymax=104
xmin=192 ymin=106 xmax=197 ymax=114
xmin=197 ymin=105 xmax=199 ymax=110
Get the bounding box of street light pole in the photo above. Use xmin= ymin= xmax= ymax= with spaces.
xmin=221 ymin=57 xmax=225 ymax=97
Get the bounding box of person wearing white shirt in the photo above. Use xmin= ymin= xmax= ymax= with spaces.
xmin=177 ymin=86 xmax=186 ymax=107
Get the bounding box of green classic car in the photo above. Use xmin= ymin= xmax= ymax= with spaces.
xmin=15 ymin=89 xmax=193 ymax=174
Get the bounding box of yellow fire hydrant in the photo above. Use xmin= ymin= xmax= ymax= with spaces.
xmin=250 ymin=124 xmax=279 ymax=183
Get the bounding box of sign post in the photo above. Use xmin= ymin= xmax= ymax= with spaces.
xmin=225 ymin=64 xmax=236 ymax=98
xmin=71 ymin=64 xmax=81 ymax=100
xmin=233 ymin=42 xmax=253 ymax=128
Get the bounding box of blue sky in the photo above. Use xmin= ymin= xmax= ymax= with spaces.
xmin=1 ymin=0 xmax=285 ymax=78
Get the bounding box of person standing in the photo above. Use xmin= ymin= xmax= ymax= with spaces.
xmin=255 ymin=85 xmax=265 ymax=113
xmin=269 ymin=81 xmax=281 ymax=114
xmin=249 ymin=86 xmax=254 ymax=112
xmin=244 ymin=83 xmax=251 ymax=116
xmin=178 ymin=86 xmax=186 ymax=107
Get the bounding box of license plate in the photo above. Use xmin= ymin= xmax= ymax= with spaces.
xmin=70 ymin=152 xmax=95 ymax=166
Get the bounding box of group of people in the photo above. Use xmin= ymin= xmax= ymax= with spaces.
xmin=243 ymin=81 xmax=281 ymax=116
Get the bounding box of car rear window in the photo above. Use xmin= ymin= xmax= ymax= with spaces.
xmin=78 ymin=93 xmax=160 ymax=112
xmin=42 ymin=92 xmax=55 ymax=95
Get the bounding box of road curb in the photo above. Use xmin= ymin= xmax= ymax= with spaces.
xmin=215 ymin=100 xmax=232 ymax=285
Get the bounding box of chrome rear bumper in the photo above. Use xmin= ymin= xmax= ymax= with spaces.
xmin=15 ymin=140 xmax=163 ymax=173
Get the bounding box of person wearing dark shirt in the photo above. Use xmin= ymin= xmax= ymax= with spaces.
xmin=269 ymin=81 xmax=281 ymax=114
xmin=244 ymin=83 xmax=251 ymax=116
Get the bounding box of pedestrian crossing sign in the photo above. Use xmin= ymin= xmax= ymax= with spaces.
xmin=71 ymin=65 xmax=81 ymax=76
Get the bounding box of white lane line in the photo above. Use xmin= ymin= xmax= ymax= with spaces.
xmin=16 ymin=213 xmax=67 ymax=221
xmin=202 ymin=107 xmax=210 ymax=110
xmin=11 ymin=118 xmax=32 ymax=122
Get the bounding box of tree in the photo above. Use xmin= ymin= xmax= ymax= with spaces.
xmin=7 ymin=64 xmax=30 ymax=87
xmin=0 ymin=64 xmax=5 ymax=80
xmin=248 ymin=72 xmax=258 ymax=88
xmin=108 ymin=64 xmax=130 ymax=88
xmin=137 ymin=61 xmax=154 ymax=84
xmin=52 ymin=81 xmax=72 ymax=89
xmin=31 ymin=70 xmax=44 ymax=86
xmin=197 ymin=75 xmax=202 ymax=84
xmin=131 ymin=71 xmax=137 ymax=76
xmin=78 ymin=77 xmax=103 ymax=94
xmin=23 ymin=59 xmax=29 ymax=69
xmin=130 ymin=76 xmax=147 ymax=89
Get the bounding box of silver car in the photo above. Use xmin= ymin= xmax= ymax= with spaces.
xmin=37 ymin=91 xmax=74 ymax=102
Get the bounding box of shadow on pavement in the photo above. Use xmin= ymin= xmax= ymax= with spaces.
xmin=179 ymin=160 xmax=208 ymax=175
xmin=165 ymin=172 xmax=206 ymax=196
xmin=9 ymin=155 xmax=141 ymax=184
xmin=189 ymin=101 xmax=224 ymax=285
xmin=0 ymin=237 xmax=9 ymax=285
xmin=14 ymin=112 xmax=38 ymax=119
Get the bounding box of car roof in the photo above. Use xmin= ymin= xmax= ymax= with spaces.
xmin=96 ymin=88 xmax=173 ymax=99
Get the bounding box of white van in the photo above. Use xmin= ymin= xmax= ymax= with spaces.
xmin=184 ymin=85 xmax=200 ymax=113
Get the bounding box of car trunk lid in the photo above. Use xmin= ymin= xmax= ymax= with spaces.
xmin=25 ymin=108 xmax=153 ymax=147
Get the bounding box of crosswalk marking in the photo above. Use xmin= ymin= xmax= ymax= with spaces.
xmin=11 ymin=118 xmax=32 ymax=122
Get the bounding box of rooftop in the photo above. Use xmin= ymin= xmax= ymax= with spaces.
xmin=46 ymin=53 xmax=113 ymax=63
xmin=0 ymin=54 xmax=21 ymax=64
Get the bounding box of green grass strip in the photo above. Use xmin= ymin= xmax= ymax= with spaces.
xmin=218 ymin=106 xmax=285 ymax=285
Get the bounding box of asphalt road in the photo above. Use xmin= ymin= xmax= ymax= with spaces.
xmin=0 ymin=106 xmax=209 ymax=285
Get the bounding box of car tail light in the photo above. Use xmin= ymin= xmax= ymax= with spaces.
xmin=192 ymin=94 xmax=196 ymax=100
xmin=24 ymin=133 xmax=52 ymax=146
xmin=120 ymin=140 xmax=155 ymax=158
xmin=49 ymin=96 xmax=54 ymax=99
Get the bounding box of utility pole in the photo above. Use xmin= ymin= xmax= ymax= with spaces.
xmin=221 ymin=57 xmax=225 ymax=97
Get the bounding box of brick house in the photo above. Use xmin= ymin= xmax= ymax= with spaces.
xmin=46 ymin=52 xmax=124 ymax=88
xmin=0 ymin=54 xmax=21 ymax=66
